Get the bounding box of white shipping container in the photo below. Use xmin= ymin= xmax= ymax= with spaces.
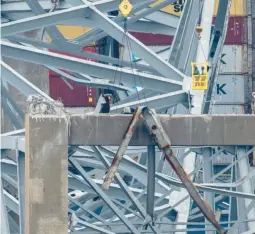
xmin=219 ymin=45 xmax=247 ymax=74
xmin=211 ymin=74 xmax=247 ymax=105
xmin=210 ymin=104 xmax=245 ymax=114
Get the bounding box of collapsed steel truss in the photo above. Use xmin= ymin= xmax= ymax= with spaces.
xmin=1 ymin=0 xmax=255 ymax=233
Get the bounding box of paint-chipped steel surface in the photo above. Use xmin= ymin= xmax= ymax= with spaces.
xmin=102 ymin=107 xmax=142 ymax=190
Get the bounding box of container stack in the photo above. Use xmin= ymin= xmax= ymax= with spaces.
xmin=210 ymin=0 xmax=248 ymax=115
xmin=48 ymin=26 xmax=98 ymax=108
xmin=127 ymin=1 xmax=249 ymax=115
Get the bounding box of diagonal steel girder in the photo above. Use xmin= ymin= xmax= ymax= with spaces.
xmin=111 ymin=90 xmax=189 ymax=112
xmin=87 ymin=4 xmax=185 ymax=82
xmin=69 ymin=157 xmax=140 ymax=234
xmin=145 ymin=10 xmax=179 ymax=28
xmin=2 ymin=140 xmax=255 ymax=201
xmin=24 ymin=0 xmax=72 ymax=50
xmin=47 ymin=67 xmax=133 ymax=92
xmin=117 ymin=0 xmax=199 ymax=105
xmin=91 ymin=146 xmax=161 ymax=234
xmin=168 ymin=0 xmax=200 ymax=73
xmin=7 ymin=35 xmax=158 ymax=75
xmin=1 ymin=1 xmax=72 ymax=13
xmin=1 ymin=41 xmax=183 ymax=92
xmin=0 ymin=0 xmax=150 ymax=37
xmin=1 ymin=95 xmax=23 ymax=130
xmin=1 ymin=85 xmax=25 ymax=122
xmin=1 ymin=61 xmax=53 ymax=101
xmin=75 ymin=0 xmax=177 ymax=47
xmin=2 ymin=0 xmax=184 ymax=82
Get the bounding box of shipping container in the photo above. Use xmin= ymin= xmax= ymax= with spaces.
xmin=131 ymin=32 xmax=174 ymax=46
xmin=210 ymin=104 xmax=245 ymax=114
xmin=49 ymin=76 xmax=97 ymax=107
xmin=212 ymin=16 xmax=247 ymax=45
xmin=212 ymin=75 xmax=247 ymax=105
xmin=151 ymin=0 xmax=245 ymax=18
xmin=48 ymin=46 xmax=98 ymax=107
xmin=218 ymin=45 xmax=247 ymax=73
xmin=47 ymin=25 xmax=92 ymax=42
xmin=56 ymin=25 xmax=91 ymax=39
xmin=213 ymin=0 xmax=245 ymax=16
xmin=131 ymin=17 xmax=246 ymax=46
xmin=150 ymin=0 xmax=184 ymax=16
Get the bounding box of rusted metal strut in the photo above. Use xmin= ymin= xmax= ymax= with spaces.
xmin=141 ymin=107 xmax=227 ymax=234
xmin=104 ymin=107 xmax=227 ymax=234
xmin=102 ymin=106 xmax=143 ymax=190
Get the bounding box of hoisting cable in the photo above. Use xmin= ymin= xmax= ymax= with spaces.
xmin=115 ymin=0 xmax=149 ymax=111
xmin=125 ymin=26 xmax=149 ymax=108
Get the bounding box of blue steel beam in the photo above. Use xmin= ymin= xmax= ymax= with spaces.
xmin=7 ymin=35 xmax=157 ymax=74
xmin=1 ymin=182 xmax=10 ymax=234
xmin=111 ymin=90 xmax=189 ymax=112
xmin=0 ymin=0 xmax=150 ymax=37
xmin=91 ymin=146 xmax=161 ymax=234
xmin=68 ymin=157 xmax=140 ymax=234
xmin=17 ymin=152 xmax=25 ymax=234
xmin=88 ymin=5 xmax=185 ymax=82
xmin=1 ymin=85 xmax=25 ymax=122
xmin=46 ymin=66 xmax=133 ymax=92
xmin=1 ymin=41 xmax=183 ymax=92
xmin=1 ymin=96 xmax=23 ymax=130
xmin=1 ymin=61 xmax=53 ymax=101
xmin=2 ymin=139 xmax=255 ymax=201
xmin=76 ymin=0 xmax=177 ymax=47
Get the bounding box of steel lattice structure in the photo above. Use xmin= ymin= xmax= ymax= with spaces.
xmin=1 ymin=0 xmax=255 ymax=233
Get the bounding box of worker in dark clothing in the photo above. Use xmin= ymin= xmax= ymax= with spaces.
xmin=99 ymin=94 xmax=112 ymax=113
xmin=201 ymin=66 xmax=206 ymax=75
xmin=193 ymin=65 xmax=200 ymax=75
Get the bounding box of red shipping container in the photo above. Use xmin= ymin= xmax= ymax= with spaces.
xmin=130 ymin=32 xmax=174 ymax=46
xmin=212 ymin=16 xmax=247 ymax=45
xmin=48 ymin=46 xmax=98 ymax=107
xmin=49 ymin=76 xmax=97 ymax=107
xmin=131 ymin=16 xmax=246 ymax=46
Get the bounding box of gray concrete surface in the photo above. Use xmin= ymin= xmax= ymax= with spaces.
xmin=25 ymin=115 xmax=68 ymax=234
xmin=69 ymin=114 xmax=255 ymax=146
